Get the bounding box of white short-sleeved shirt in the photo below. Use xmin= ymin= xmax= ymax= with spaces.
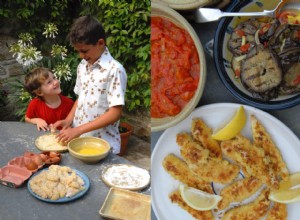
xmin=73 ymin=47 xmax=127 ymax=154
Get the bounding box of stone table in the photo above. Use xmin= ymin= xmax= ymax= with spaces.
xmin=0 ymin=122 xmax=150 ymax=220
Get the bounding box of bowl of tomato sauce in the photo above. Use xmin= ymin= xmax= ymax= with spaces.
xmin=151 ymin=2 xmax=207 ymax=132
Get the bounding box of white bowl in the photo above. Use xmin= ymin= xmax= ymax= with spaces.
xmin=151 ymin=2 xmax=207 ymax=132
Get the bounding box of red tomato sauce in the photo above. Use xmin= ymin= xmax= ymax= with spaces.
xmin=151 ymin=16 xmax=200 ymax=118
xmin=277 ymin=9 xmax=300 ymax=25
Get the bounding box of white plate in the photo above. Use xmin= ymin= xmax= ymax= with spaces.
xmin=101 ymin=164 xmax=150 ymax=191
xmin=35 ymin=133 xmax=68 ymax=152
xmin=151 ymin=103 xmax=300 ymax=220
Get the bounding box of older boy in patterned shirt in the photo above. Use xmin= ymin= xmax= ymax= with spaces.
xmin=53 ymin=15 xmax=127 ymax=154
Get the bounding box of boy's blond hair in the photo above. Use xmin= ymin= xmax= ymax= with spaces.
xmin=24 ymin=67 xmax=51 ymax=97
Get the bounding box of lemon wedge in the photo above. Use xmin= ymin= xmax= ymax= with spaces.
xmin=211 ymin=106 xmax=246 ymax=141
xmin=269 ymin=172 xmax=300 ymax=203
xmin=179 ymin=184 xmax=222 ymax=211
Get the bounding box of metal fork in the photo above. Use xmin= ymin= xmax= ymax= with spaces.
xmin=193 ymin=0 xmax=285 ymax=23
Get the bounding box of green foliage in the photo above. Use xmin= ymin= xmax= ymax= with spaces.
xmin=0 ymin=0 xmax=77 ymax=44
xmin=5 ymin=77 xmax=31 ymax=121
xmin=81 ymin=0 xmax=151 ymax=111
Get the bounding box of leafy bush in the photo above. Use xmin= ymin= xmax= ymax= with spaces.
xmin=0 ymin=0 xmax=75 ymax=42
xmin=5 ymin=77 xmax=30 ymax=121
xmin=80 ymin=0 xmax=151 ymax=111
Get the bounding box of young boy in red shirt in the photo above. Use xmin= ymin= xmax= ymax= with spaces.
xmin=24 ymin=67 xmax=74 ymax=131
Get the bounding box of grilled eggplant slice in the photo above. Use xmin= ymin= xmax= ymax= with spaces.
xmin=241 ymin=45 xmax=282 ymax=99
xmin=278 ymin=47 xmax=300 ymax=73
xmin=280 ymin=62 xmax=300 ymax=95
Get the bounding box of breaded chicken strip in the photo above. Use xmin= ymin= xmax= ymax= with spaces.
xmin=221 ymin=135 xmax=279 ymax=189
xmin=169 ymin=190 xmax=214 ymax=220
xmin=177 ymin=133 xmax=240 ymax=184
xmin=251 ymin=115 xmax=289 ymax=181
xmin=266 ymin=202 xmax=287 ymax=220
xmin=191 ymin=118 xmax=222 ymax=159
xmin=218 ymin=177 xmax=263 ymax=210
xmin=162 ymin=154 xmax=213 ymax=193
xmin=222 ymin=189 xmax=270 ymax=220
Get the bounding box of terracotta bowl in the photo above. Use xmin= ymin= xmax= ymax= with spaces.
xmin=151 ymin=2 xmax=207 ymax=132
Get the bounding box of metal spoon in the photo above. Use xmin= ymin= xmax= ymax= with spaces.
xmin=193 ymin=0 xmax=299 ymax=23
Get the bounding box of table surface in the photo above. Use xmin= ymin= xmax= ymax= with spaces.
xmin=0 ymin=122 xmax=150 ymax=220
xmin=151 ymin=19 xmax=300 ymax=220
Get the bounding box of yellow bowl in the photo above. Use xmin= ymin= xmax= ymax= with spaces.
xmin=151 ymin=2 xmax=207 ymax=132
xmin=68 ymin=137 xmax=111 ymax=163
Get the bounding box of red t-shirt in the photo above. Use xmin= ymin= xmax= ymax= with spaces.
xmin=25 ymin=95 xmax=74 ymax=125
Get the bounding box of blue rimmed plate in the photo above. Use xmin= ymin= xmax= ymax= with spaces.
xmin=213 ymin=0 xmax=300 ymax=110
xmin=27 ymin=167 xmax=90 ymax=203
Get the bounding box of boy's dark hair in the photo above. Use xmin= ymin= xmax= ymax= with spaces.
xmin=24 ymin=67 xmax=51 ymax=97
xmin=67 ymin=15 xmax=106 ymax=45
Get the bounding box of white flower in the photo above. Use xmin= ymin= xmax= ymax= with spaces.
xmin=53 ymin=63 xmax=71 ymax=81
xmin=14 ymin=46 xmax=43 ymax=67
xmin=19 ymin=33 xmax=33 ymax=45
xmin=51 ymin=44 xmax=68 ymax=60
xmin=42 ymin=23 xmax=58 ymax=38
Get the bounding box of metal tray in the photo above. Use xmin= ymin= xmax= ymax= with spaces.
xmin=99 ymin=187 xmax=151 ymax=220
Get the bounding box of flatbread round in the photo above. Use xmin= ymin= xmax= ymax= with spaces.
xmin=35 ymin=133 xmax=68 ymax=152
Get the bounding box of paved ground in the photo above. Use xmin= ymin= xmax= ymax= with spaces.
xmin=120 ymin=135 xmax=150 ymax=170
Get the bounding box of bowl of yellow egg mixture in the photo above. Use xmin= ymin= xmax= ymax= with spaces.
xmin=68 ymin=137 xmax=111 ymax=163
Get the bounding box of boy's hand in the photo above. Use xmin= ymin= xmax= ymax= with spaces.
xmin=52 ymin=120 xmax=70 ymax=131
xmin=56 ymin=127 xmax=81 ymax=143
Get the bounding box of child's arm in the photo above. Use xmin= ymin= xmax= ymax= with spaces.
xmin=52 ymin=99 xmax=78 ymax=130
xmin=25 ymin=99 xmax=50 ymax=131
xmin=56 ymin=105 xmax=122 ymax=143
xmin=25 ymin=116 xmax=49 ymax=131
